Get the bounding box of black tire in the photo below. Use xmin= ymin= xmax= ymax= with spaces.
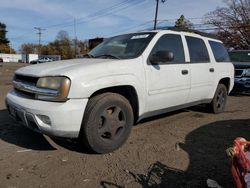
xmin=208 ymin=84 xmax=228 ymax=114
xmin=80 ymin=93 xmax=134 ymax=154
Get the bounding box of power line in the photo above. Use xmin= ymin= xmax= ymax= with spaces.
xmin=74 ymin=18 xmax=77 ymax=57
xmin=76 ymin=0 xmax=146 ymax=25
xmin=40 ymin=1 xmax=129 ymax=29
xmin=104 ymin=20 xmax=154 ymax=37
xmin=9 ymin=0 xmax=138 ymax=42
xmin=9 ymin=0 xmax=147 ymax=43
xmin=45 ymin=0 xmax=136 ymax=29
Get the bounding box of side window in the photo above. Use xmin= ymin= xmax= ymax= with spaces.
xmin=186 ymin=36 xmax=210 ymax=63
xmin=209 ymin=41 xmax=230 ymax=62
xmin=150 ymin=34 xmax=185 ymax=63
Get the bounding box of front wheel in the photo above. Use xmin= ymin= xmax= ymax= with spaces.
xmin=80 ymin=93 xmax=134 ymax=154
xmin=208 ymin=84 xmax=228 ymax=114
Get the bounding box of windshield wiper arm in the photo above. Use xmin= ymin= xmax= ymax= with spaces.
xmin=83 ymin=53 xmax=95 ymax=58
xmin=94 ymin=54 xmax=120 ymax=59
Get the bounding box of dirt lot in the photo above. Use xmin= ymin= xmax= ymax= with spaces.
xmin=0 ymin=63 xmax=250 ymax=188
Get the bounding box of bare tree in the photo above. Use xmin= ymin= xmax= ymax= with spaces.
xmin=205 ymin=0 xmax=250 ymax=49
xmin=20 ymin=43 xmax=38 ymax=54
xmin=56 ymin=30 xmax=70 ymax=41
xmin=46 ymin=30 xmax=74 ymax=59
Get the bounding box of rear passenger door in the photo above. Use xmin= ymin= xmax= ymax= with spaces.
xmin=185 ymin=36 xmax=215 ymax=102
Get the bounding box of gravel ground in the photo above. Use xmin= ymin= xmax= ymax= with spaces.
xmin=0 ymin=63 xmax=250 ymax=188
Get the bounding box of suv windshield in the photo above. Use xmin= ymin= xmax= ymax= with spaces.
xmin=88 ymin=32 xmax=156 ymax=59
xmin=229 ymin=51 xmax=250 ymax=62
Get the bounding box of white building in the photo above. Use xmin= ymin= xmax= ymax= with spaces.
xmin=0 ymin=53 xmax=38 ymax=63
xmin=0 ymin=53 xmax=22 ymax=63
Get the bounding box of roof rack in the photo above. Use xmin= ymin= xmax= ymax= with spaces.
xmin=156 ymin=26 xmax=218 ymax=39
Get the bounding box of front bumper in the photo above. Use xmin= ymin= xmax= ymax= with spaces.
xmin=233 ymin=77 xmax=250 ymax=92
xmin=5 ymin=90 xmax=88 ymax=138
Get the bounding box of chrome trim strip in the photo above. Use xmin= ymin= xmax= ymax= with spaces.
xmin=13 ymin=80 xmax=59 ymax=96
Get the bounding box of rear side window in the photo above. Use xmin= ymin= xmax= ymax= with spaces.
xmin=209 ymin=41 xmax=230 ymax=62
xmin=150 ymin=34 xmax=185 ymax=63
xmin=186 ymin=36 xmax=210 ymax=63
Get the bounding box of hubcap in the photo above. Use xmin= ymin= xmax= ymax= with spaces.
xmin=216 ymin=89 xmax=226 ymax=110
xmin=98 ymin=106 xmax=126 ymax=140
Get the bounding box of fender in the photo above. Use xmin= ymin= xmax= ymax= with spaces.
xmin=214 ymin=63 xmax=234 ymax=94
xmin=68 ymin=74 xmax=147 ymax=116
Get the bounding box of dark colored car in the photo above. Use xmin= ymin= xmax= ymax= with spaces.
xmin=229 ymin=50 xmax=250 ymax=93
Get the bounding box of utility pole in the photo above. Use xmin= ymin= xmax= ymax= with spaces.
xmin=34 ymin=27 xmax=45 ymax=55
xmin=9 ymin=42 xmax=11 ymax=54
xmin=74 ymin=18 xmax=77 ymax=58
xmin=154 ymin=0 xmax=166 ymax=30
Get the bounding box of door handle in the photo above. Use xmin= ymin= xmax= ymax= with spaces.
xmin=182 ymin=70 xmax=188 ymax=75
xmin=209 ymin=68 xmax=215 ymax=72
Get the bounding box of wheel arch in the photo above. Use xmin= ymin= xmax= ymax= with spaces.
xmin=218 ymin=77 xmax=231 ymax=93
xmin=89 ymin=85 xmax=140 ymax=123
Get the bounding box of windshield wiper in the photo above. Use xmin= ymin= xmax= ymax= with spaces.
xmin=94 ymin=54 xmax=120 ymax=59
xmin=83 ymin=53 xmax=95 ymax=58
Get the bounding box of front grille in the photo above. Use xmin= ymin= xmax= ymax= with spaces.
xmin=13 ymin=74 xmax=39 ymax=99
xmin=14 ymin=74 xmax=39 ymax=85
xmin=235 ymin=69 xmax=244 ymax=77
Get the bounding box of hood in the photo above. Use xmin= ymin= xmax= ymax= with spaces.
xmin=233 ymin=62 xmax=250 ymax=69
xmin=15 ymin=58 xmax=115 ymax=77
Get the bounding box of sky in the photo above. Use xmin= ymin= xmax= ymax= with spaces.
xmin=0 ymin=0 xmax=226 ymax=51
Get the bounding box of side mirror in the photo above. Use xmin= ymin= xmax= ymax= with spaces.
xmin=150 ymin=50 xmax=174 ymax=64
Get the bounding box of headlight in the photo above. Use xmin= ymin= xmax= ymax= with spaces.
xmin=245 ymin=69 xmax=250 ymax=77
xmin=36 ymin=76 xmax=71 ymax=101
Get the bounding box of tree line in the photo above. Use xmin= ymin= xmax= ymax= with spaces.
xmin=1 ymin=0 xmax=249 ymax=59
xmin=20 ymin=31 xmax=89 ymax=60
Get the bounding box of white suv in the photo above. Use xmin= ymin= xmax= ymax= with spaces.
xmin=6 ymin=29 xmax=234 ymax=153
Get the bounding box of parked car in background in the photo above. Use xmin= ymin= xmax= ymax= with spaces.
xmin=229 ymin=50 xmax=250 ymax=93
xmin=38 ymin=57 xmax=53 ymax=63
xmin=30 ymin=57 xmax=53 ymax=64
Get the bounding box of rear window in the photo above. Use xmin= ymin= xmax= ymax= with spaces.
xmin=186 ymin=36 xmax=210 ymax=63
xmin=209 ymin=41 xmax=230 ymax=62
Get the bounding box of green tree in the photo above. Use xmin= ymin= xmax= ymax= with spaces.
xmin=175 ymin=15 xmax=193 ymax=30
xmin=205 ymin=0 xmax=250 ymax=49
xmin=0 ymin=22 xmax=9 ymax=44
xmin=0 ymin=22 xmax=15 ymax=53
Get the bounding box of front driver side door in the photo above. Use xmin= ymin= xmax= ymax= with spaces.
xmin=146 ymin=34 xmax=190 ymax=112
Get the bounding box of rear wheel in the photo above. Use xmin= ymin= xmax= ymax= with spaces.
xmin=80 ymin=93 xmax=134 ymax=154
xmin=208 ymin=84 xmax=228 ymax=114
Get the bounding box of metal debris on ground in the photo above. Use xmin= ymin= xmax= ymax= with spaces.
xmin=16 ymin=149 xmax=32 ymax=153
xmin=207 ymin=179 xmax=222 ymax=188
